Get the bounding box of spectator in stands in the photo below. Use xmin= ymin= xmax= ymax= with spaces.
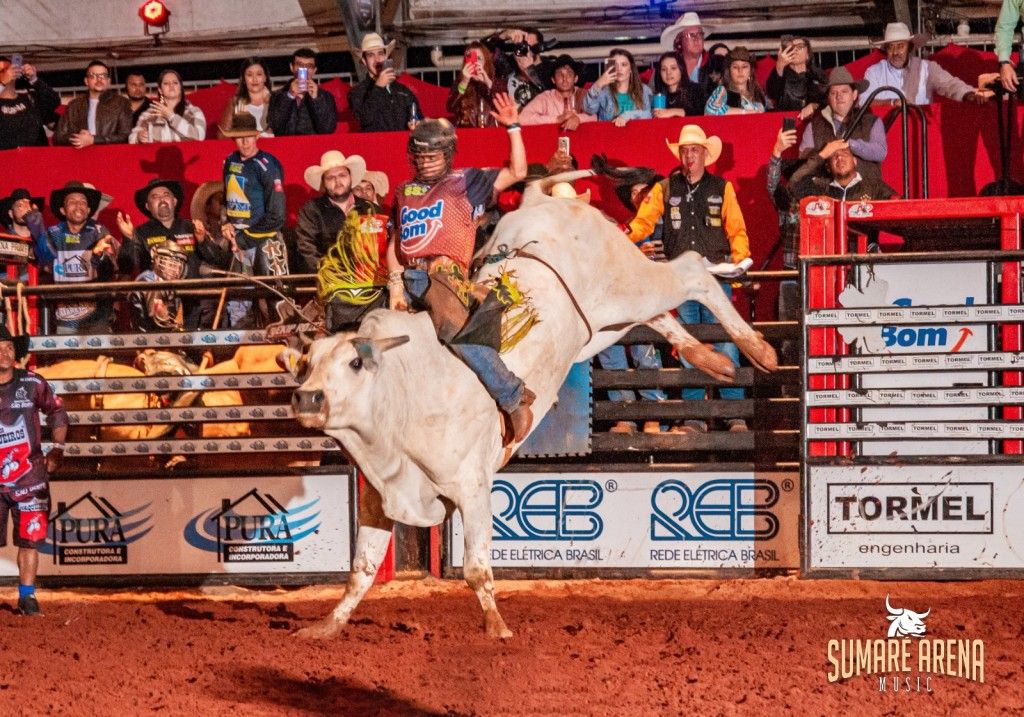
xmin=37 ymin=182 xmax=119 ymax=334
xmin=996 ymin=0 xmax=1024 ymax=92
xmin=792 ymin=145 xmax=898 ymax=202
xmin=116 ymin=178 xmax=229 ymax=329
xmin=489 ymin=27 xmax=549 ymax=110
xmin=0 ymin=189 xmax=44 ymax=284
xmin=651 ymin=52 xmax=692 ymax=118
xmin=448 ymin=41 xmax=498 ymax=128
xmin=348 ymin=33 xmax=420 ymax=133
xmin=583 ymin=49 xmax=652 ymax=126
xmin=766 ymin=34 xmax=827 ymax=118
xmin=519 ymin=54 xmax=595 ymax=129
xmin=661 ymin=12 xmax=714 ymax=115
xmin=268 ymin=48 xmax=337 ymax=136
xmin=0 ymin=56 xmax=59 ymax=149
xmin=863 ymin=22 xmax=987 ymax=106
xmin=625 ymin=125 xmax=751 ymax=432
xmin=705 ymin=47 xmax=766 ymax=115
xmin=219 ymin=111 xmax=288 ymax=326
xmin=129 ymin=69 xmax=206 ymax=143
xmin=705 ymin=43 xmax=730 ymax=89
xmin=353 ymin=170 xmax=390 ymax=208
xmin=799 ymin=67 xmax=887 ymax=182
xmin=124 ymin=71 xmax=152 ymax=126
xmin=53 ymin=60 xmax=132 ymax=147
xmin=297 ymin=151 xmax=389 ymax=331
xmin=220 ymin=57 xmax=273 ymax=137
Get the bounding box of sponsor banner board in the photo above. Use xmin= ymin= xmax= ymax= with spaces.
xmin=449 ymin=472 xmax=799 ymax=570
xmin=807 ymin=465 xmax=1024 ymax=570
xmin=0 ymin=473 xmax=352 ymax=577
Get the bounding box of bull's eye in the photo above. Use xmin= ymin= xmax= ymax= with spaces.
xmin=349 ymin=357 xmax=363 ymax=371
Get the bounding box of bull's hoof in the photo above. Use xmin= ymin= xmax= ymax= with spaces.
xmin=293 ymin=617 xmax=345 ymax=640
xmin=484 ymin=611 xmax=513 ymax=639
xmin=737 ymin=333 xmax=779 ymax=373
xmin=680 ymin=343 xmax=735 ymax=382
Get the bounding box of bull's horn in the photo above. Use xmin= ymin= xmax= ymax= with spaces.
xmin=375 ymin=335 xmax=410 ymax=353
xmin=351 ymin=335 xmax=410 ymax=372
xmin=919 ymin=607 xmax=931 ymax=618
xmin=885 ymin=594 xmax=901 ymax=615
xmin=522 ymin=169 xmax=596 ymax=206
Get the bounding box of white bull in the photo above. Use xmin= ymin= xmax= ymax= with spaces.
xmin=291 ymin=171 xmax=777 ymax=639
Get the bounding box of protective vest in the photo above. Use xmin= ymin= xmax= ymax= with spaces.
xmin=660 ymin=172 xmax=731 ymax=263
xmin=395 ymin=171 xmax=478 ymax=272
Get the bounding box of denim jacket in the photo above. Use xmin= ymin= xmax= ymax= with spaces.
xmin=582 ymin=84 xmax=653 ymax=121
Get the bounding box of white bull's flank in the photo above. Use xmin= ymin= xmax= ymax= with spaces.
xmin=292 ymin=170 xmax=777 ymax=639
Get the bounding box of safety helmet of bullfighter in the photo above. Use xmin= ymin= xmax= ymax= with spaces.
xmin=151 ymin=241 xmax=189 ymax=282
xmin=408 ymin=119 xmax=457 ymax=182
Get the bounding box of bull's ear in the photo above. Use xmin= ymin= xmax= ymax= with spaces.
xmin=277 ymin=347 xmax=305 ymax=378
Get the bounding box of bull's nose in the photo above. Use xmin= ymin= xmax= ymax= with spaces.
xmin=292 ymin=389 xmax=325 ymax=415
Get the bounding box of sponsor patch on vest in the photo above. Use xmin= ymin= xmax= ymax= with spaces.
xmin=668 ymin=196 xmax=682 ymax=207
xmin=399 ymin=199 xmax=445 ymax=251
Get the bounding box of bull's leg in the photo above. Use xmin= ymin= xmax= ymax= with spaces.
xmin=668 ymin=252 xmax=778 ymax=372
xmin=459 ymin=490 xmax=512 ymax=639
xmin=294 ymin=481 xmax=393 ymax=639
xmin=645 ymin=312 xmax=736 ymax=382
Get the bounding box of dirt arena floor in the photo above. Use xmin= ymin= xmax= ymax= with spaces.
xmin=0 ymin=577 xmax=1020 ymax=716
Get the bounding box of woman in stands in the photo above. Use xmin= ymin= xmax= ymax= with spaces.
xmin=129 ymin=69 xmax=207 ymax=143
xmin=705 ymin=46 xmax=767 ymax=115
xmin=765 ymin=34 xmax=827 ymax=118
xmin=447 ymin=41 xmax=499 ymax=128
xmin=651 ymin=51 xmax=692 ymax=118
xmin=219 ymin=57 xmax=274 ymax=137
xmin=583 ymin=48 xmax=652 ymax=126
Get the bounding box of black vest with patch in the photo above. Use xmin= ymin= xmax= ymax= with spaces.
xmin=661 ymin=172 xmax=731 ymax=263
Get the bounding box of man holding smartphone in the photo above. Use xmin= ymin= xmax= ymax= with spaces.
xmin=268 ymin=47 xmax=337 ymax=136
xmin=0 ymin=55 xmax=60 ymax=149
xmin=349 ymin=33 xmax=420 ymax=133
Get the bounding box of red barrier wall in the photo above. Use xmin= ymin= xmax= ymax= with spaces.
xmin=3 ymin=99 xmax=1022 ymax=318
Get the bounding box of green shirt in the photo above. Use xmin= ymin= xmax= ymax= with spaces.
xmin=996 ymin=0 xmax=1024 ymax=62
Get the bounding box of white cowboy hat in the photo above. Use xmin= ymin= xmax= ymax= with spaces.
xmin=360 ymin=32 xmax=396 ymax=56
xmin=666 ymin=124 xmax=722 ymax=166
xmin=661 ymin=11 xmax=714 ymax=47
xmin=550 ymin=181 xmax=591 ymax=204
xmin=872 ymin=22 xmax=928 ymax=50
xmin=362 ymin=170 xmax=390 ymax=200
xmin=303 ymin=150 xmax=367 ymax=192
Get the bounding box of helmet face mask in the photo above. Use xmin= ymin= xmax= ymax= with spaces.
xmin=407 ymin=119 xmax=456 ymax=182
xmin=152 ymin=243 xmax=188 ymax=281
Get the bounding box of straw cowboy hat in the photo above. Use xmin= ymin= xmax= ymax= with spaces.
xmin=661 ymin=11 xmax=715 ymax=47
xmin=360 ymin=32 xmax=396 ymax=56
xmin=550 ymin=181 xmax=591 ymax=204
xmin=873 ymin=22 xmax=928 ymax=50
xmin=303 ymin=150 xmax=367 ymax=192
xmin=826 ymin=66 xmax=869 ymax=94
xmin=190 ymin=180 xmax=224 ymax=224
xmin=666 ymin=124 xmax=722 ymax=165
xmin=82 ymin=182 xmax=113 ymax=217
xmin=362 ymin=170 xmax=390 ymax=200
xmin=219 ymin=111 xmax=260 ymax=138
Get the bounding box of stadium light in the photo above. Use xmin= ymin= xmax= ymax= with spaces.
xmin=138 ymin=0 xmax=170 ymax=43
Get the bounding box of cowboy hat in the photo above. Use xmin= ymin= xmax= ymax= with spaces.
xmin=826 ymin=66 xmax=869 ymax=94
xmin=189 ymin=180 xmax=224 ymax=224
xmin=362 ymin=170 xmax=390 ymax=201
xmin=726 ymin=46 xmax=755 ymax=66
xmin=303 ymin=150 xmax=367 ymax=192
xmin=873 ymin=22 xmax=928 ymax=50
xmin=360 ymin=32 xmax=396 ymax=56
xmin=0 ymin=324 xmax=30 ymax=362
xmin=550 ymin=182 xmax=591 ymax=204
xmin=0 ymin=188 xmax=44 ymax=223
xmin=666 ymin=124 xmax=722 ymax=165
xmin=134 ymin=178 xmax=184 ymax=219
xmin=661 ymin=11 xmax=715 ymax=47
xmin=50 ymin=181 xmax=103 ymax=220
xmin=82 ymin=182 xmax=113 ymax=218
xmin=219 ymin=111 xmax=260 ymax=138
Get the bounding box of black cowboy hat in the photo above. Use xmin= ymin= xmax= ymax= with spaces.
xmin=0 ymin=188 xmax=44 ymax=224
xmin=134 ymin=178 xmax=184 ymax=219
xmin=0 ymin=324 xmax=30 ymax=362
xmin=49 ymin=181 xmax=103 ymax=220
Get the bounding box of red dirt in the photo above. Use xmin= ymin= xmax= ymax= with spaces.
xmin=0 ymin=578 xmax=1021 ymax=716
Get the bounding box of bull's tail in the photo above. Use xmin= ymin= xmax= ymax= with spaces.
xmin=521 ymin=169 xmax=596 ymax=207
